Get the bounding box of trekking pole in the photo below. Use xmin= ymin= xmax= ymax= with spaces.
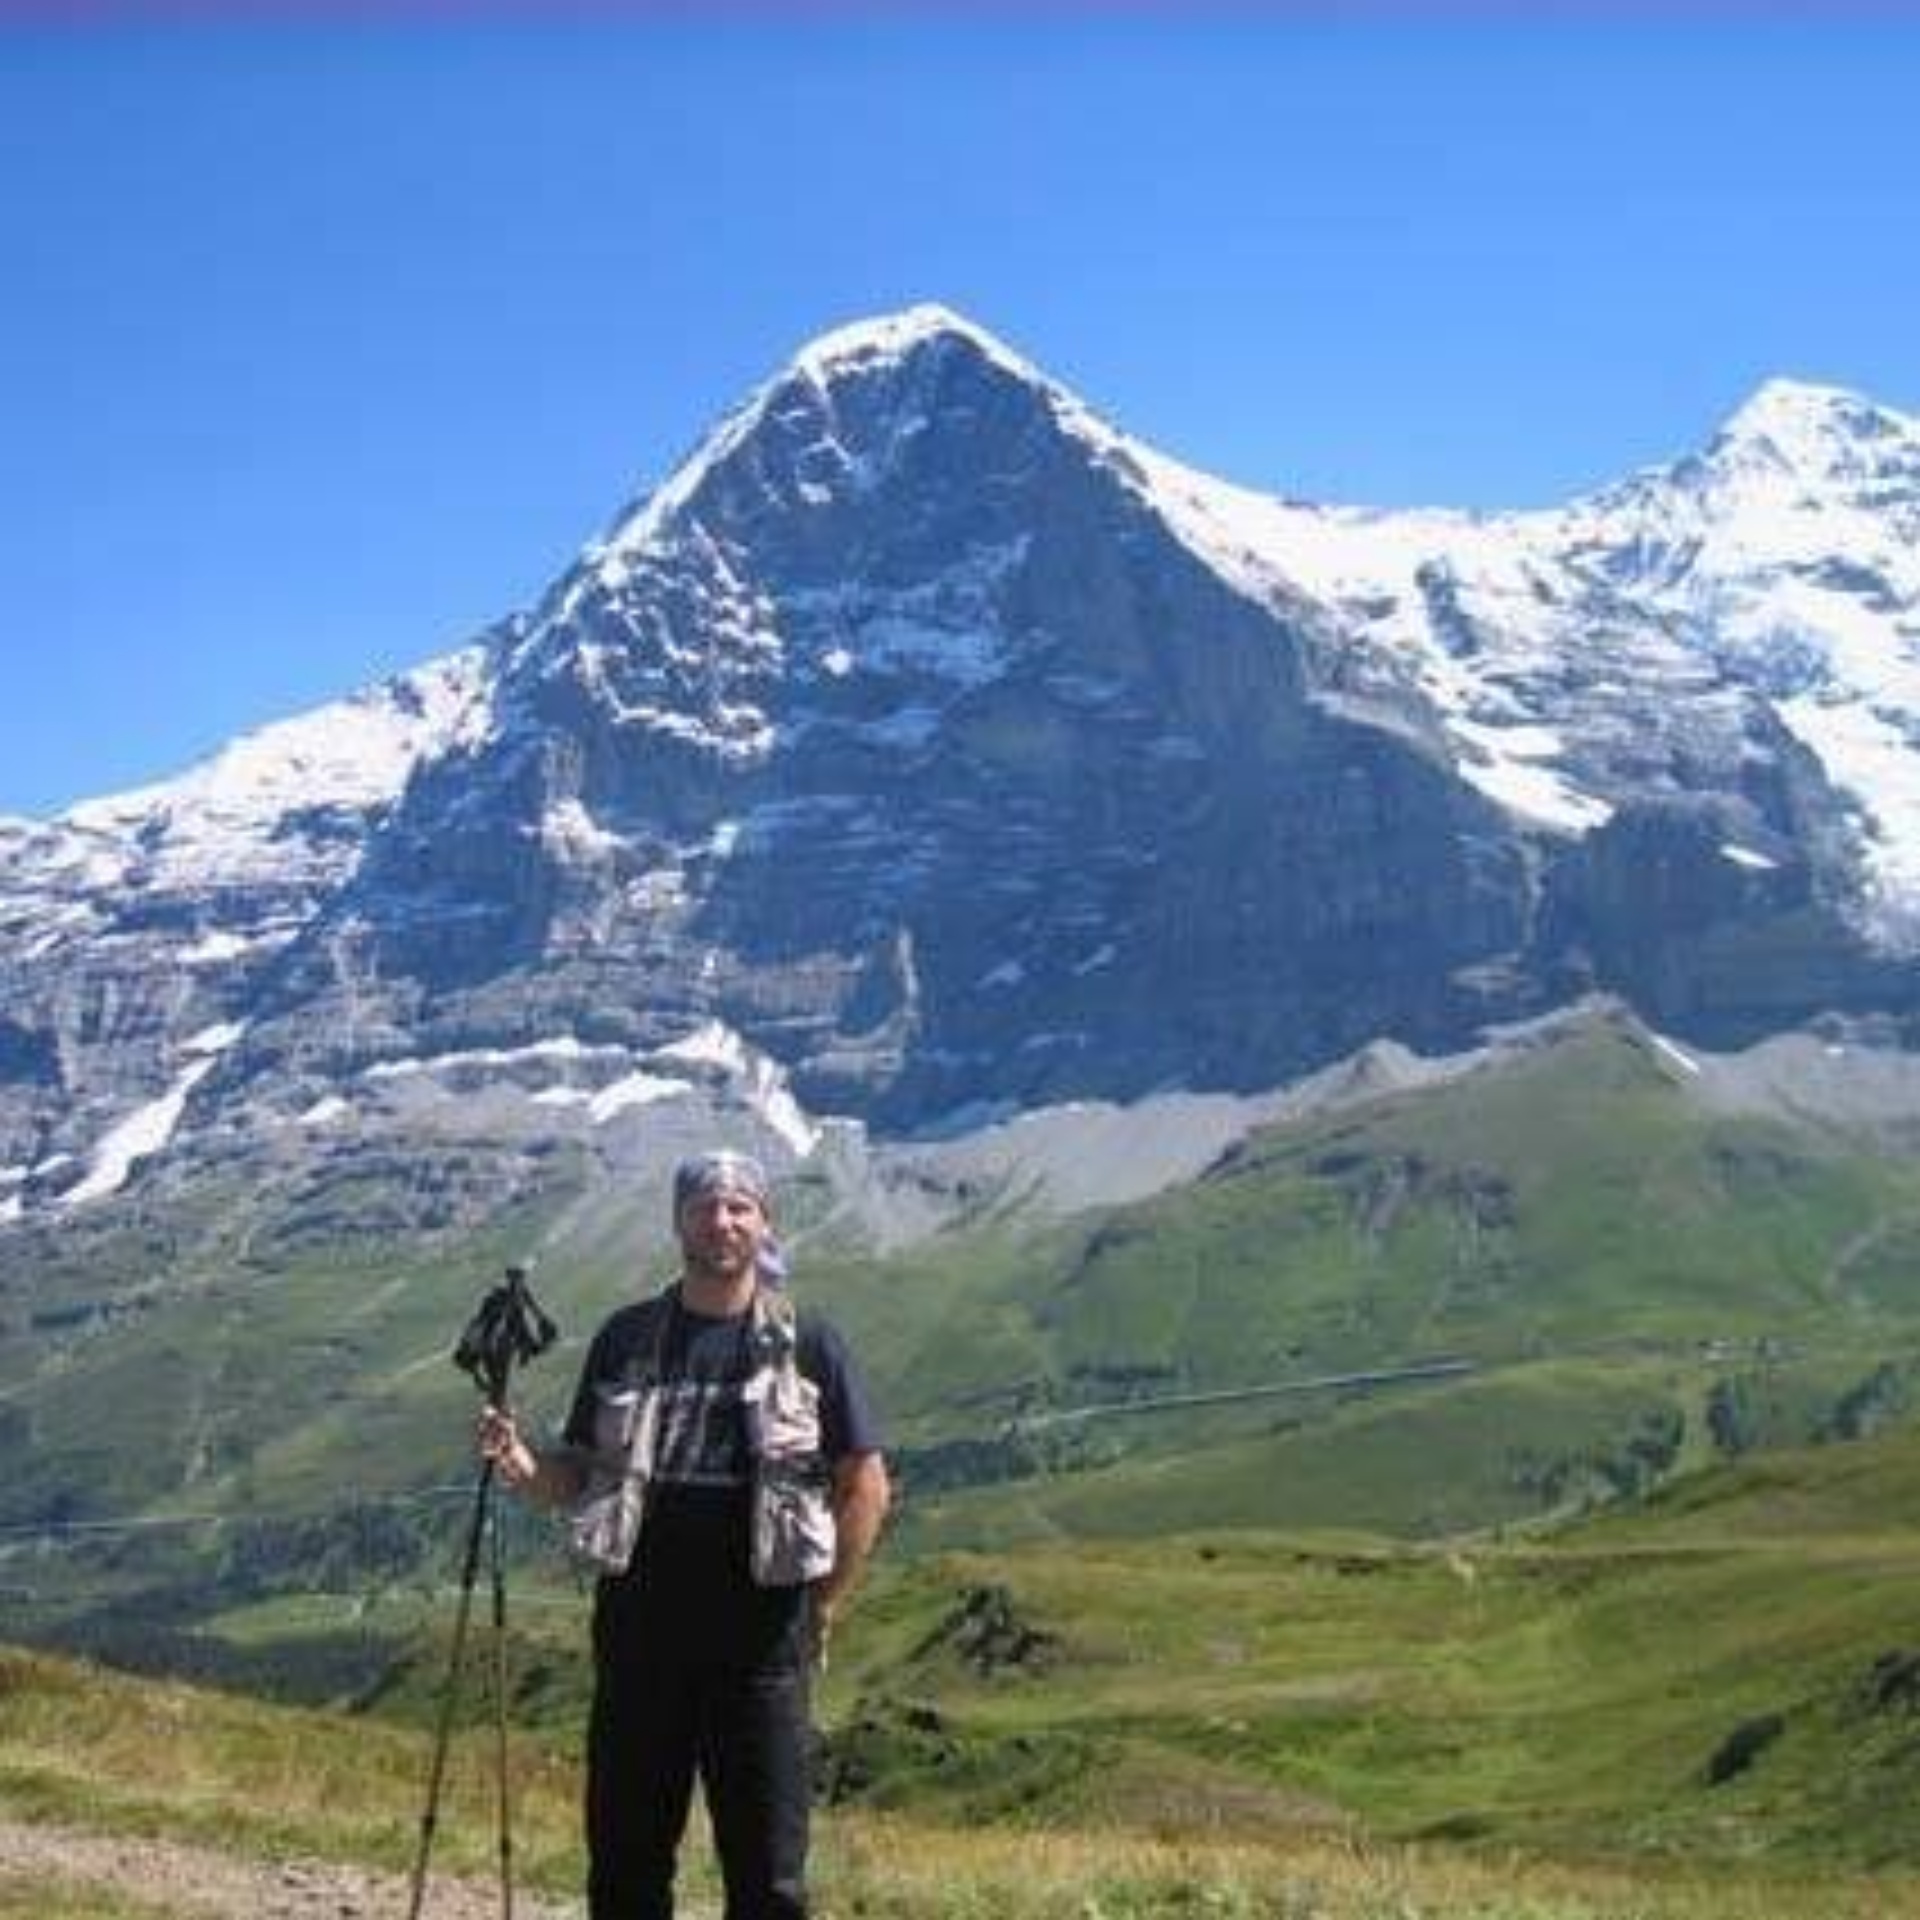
xmin=405 ymin=1265 xmax=556 ymax=1920
xmin=406 ymin=1458 xmax=497 ymax=1920
xmin=488 ymin=1480 xmax=516 ymax=1920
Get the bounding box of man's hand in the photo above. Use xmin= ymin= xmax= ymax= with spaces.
xmin=810 ymin=1594 xmax=839 ymax=1674
xmin=812 ymin=1450 xmax=890 ymax=1672
xmin=477 ymin=1403 xmax=540 ymax=1492
xmin=478 ymin=1406 xmax=587 ymax=1510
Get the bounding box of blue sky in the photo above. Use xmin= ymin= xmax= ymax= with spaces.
xmin=3 ymin=13 xmax=1918 ymax=816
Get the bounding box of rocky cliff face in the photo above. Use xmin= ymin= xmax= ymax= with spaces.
xmin=296 ymin=313 xmax=1542 ymax=1127
xmin=4 ymin=307 xmax=1918 ymax=1225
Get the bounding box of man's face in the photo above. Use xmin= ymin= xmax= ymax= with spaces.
xmin=676 ymin=1185 xmax=768 ymax=1283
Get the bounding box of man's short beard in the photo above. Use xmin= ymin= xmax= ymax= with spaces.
xmin=683 ymin=1242 xmax=755 ymax=1284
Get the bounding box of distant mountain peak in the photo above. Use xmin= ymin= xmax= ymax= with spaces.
xmin=589 ymin=304 xmax=1060 ymax=569
xmin=1708 ymin=375 xmax=1917 ymax=479
xmin=788 ymin=302 xmax=1037 ymax=387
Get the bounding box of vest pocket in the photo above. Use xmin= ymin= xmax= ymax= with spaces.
xmin=744 ymin=1369 xmax=822 ymax=1460
xmin=569 ymin=1385 xmax=658 ymax=1575
xmin=752 ymin=1462 xmax=838 ymax=1587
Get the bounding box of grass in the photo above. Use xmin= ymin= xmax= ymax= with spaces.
xmin=0 ymin=1644 xmax=583 ymax=1895
xmin=733 ymin=1015 xmax=1920 ymax=1441
xmin=898 ymin=1357 xmax=1683 ymax=1547
xmin=819 ymin=1424 xmax=1920 ymax=1877
xmin=7 ymin=1634 xmax=1920 ymax=1917
xmin=812 ymin=1818 xmax=1920 ymax=1917
xmin=18 ymin=1416 xmax=1920 ymax=1909
xmin=0 ymin=1877 xmax=193 ymax=1919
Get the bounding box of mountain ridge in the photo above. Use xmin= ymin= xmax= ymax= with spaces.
xmin=4 ymin=307 xmax=1919 ymax=1220
xmin=21 ymin=324 xmax=1919 ymax=850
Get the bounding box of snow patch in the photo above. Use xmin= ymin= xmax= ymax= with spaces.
xmin=1449 ymin=718 xmax=1613 ymax=835
xmin=859 ymin=615 xmax=1003 ymax=685
xmin=1454 ymin=753 xmax=1614 ymax=835
xmin=1779 ymin=693 xmax=1920 ymax=938
xmin=1650 ymin=1035 xmax=1701 ymax=1077
xmin=751 ymin=1066 xmax=820 ymax=1158
xmin=363 ymin=1036 xmax=614 ymax=1081
xmin=176 ymin=930 xmax=264 ymax=966
xmin=649 ymin=1020 xmax=818 ymax=1156
xmin=182 ymin=1021 xmax=247 ymax=1058
xmin=61 ymin=648 xmax=492 ymax=892
xmin=792 ymin=304 xmax=1029 ymax=380
xmin=590 ymin=1072 xmax=693 ymax=1124
xmin=654 ymin=1021 xmax=750 ymax=1075
xmin=544 ymin=798 xmax=626 ymax=861
xmin=584 ymin=310 xmax=1005 ymax=559
xmin=63 ymin=1059 xmax=219 ymax=1208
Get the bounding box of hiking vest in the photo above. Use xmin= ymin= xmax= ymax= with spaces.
xmin=566 ymin=1285 xmax=838 ymax=1588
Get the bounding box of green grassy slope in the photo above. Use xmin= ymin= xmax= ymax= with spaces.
xmin=14 ymin=1426 xmax=1920 ymax=1909
xmin=6 ymin=1623 xmax=1895 ymax=1918
xmin=900 ymin=1354 xmax=1690 ymax=1546
xmin=1010 ymin=1017 xmax=1910 ymax=1382
xmin=818 ymin=1016 xmax=1920 ymax=1436
xmin=850 ymin=1012 xmax=1920 ymax=1550
xmin=6 ymin=1007 xmax=1920 ymax=1676
xmin=834 ymin=1424 xmax=1920 ymax=1873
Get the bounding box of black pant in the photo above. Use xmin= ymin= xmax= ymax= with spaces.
xmin=587 ymin=1544 xmax=812 ymax=1919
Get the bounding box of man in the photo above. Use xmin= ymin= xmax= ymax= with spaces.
xmin=478 ymin=1149 xmax=889 ymax=1919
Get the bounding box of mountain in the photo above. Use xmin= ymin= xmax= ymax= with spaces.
xmin=883 ymin=1005 xmax=1920 ymax=1544
xmin=4 ymin=305 xmax=1920 ymax=1231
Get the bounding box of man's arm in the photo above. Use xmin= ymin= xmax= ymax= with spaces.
xmin=814 ymin=1449 xmax=891 ymax=1661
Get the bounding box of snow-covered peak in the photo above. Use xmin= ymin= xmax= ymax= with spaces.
xmin=589 ymin=304 xmax=1050 ymax=571
xmin=56 ymin=646 xmax=493 ymax=889
xmin=68 ymin=649 xmax=487 ymax=833
xmin=1033 ymin=366 xmax=1920 ymax=922
xmin=546 ymin=312 xmax=1920 ymax=923
xmin=789 ymin=302 xmax=1038 ymax=389
xmin=1709 ymin=377 xmax=1916 ymax=482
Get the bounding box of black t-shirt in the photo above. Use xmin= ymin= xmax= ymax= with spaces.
xmin=562 ymin=1286 xmax=882 ymax=1579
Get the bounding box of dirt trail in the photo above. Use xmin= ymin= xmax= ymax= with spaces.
xmin=0 ymin=1816 xmax=584 ymax=1918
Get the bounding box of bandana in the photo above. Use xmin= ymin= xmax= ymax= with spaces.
xmin=672 ymin=1149 xmax=787 ymax=1286
xmin=672 ymin=1148 xmax=772 ymax=1216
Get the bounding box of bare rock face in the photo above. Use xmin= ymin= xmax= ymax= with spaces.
xmin=1539 ymin=793 xmax=1902 ymax=1035
xmin=3 ymin=309 xmax=1919 ymax=1220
